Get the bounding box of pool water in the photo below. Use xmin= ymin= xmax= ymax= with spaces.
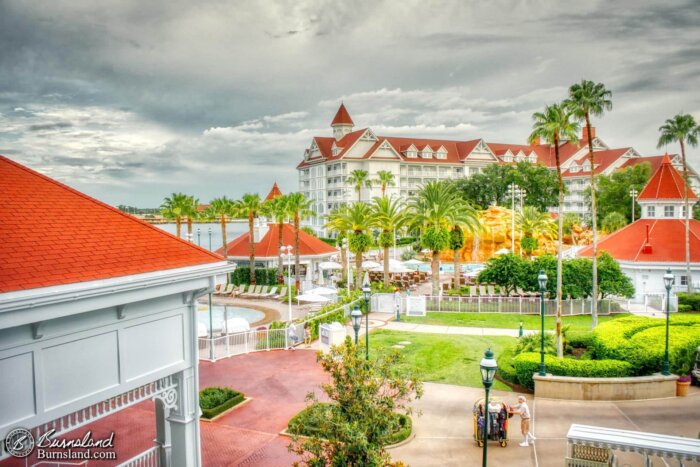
xmin=197 ymin=305 xmax=265 ymax=331
xmin=415 ymin=263 xmax=484 ymax=273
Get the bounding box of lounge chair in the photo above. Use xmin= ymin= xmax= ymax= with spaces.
xmin=217 ymin=284 xmax=234 ymax=296
xmin=250 ymin=285 xmax=269 ymax=299
xmin=261 ymin=286 xmax=278 ymax=298
xmin=478 ymin=285 xmax=487 ymax=297
xmin=230 ymin=284 xmax=246 ymax=297
xmin=274 ymin=287 xmax=288 ymax=300
xmin=240 ymin=285 xmax=260 ymax=298
xmin=487 ymin=285 xmax=496 ymax=297
xmin=212 ymin=283 xmax=224 ymax=294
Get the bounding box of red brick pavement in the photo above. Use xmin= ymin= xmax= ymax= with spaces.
xmin=1 ymin=350 xmax=326 ymax=467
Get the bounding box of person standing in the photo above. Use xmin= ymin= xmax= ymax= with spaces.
xmin=287 ymin=322 xmax=298 ymax=350
xmin=510 ymin=395 xmax=536 ymax=447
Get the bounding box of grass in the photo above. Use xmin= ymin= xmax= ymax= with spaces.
xmin=400 ymin=312 xmax=630 ymax=331
xmin=368 ymin=330 xmax=516 ymax=390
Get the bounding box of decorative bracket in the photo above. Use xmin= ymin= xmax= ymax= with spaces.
xmin=152 ymin=387 xmax=178 ymax=411
xmin=116 ymin=305 xmax=127 ymax=320
xmin=181 ymin=291 xmax=196 ymax=305
xmin=31 ymin=322 xmax=44 ymax=340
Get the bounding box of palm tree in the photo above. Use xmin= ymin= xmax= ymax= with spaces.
xmin=285 ymin=192 xmax=315 ymax=289
xmin=450 ymin=225 xmax=465 ymax=291
xmin=410 ymin=181 xmax=480 ymax=295
xmin=517 ymin=206 xmax=556 ymax=256
xmin=566 ymin=80 xmax=613 ymax=328
xmin=346 ymin=169 xmax=373 ymax=202
xmin=325 ymin=203 xmax=374 ymax=289
xmin=184 ymin=195 xmax=199 ymax=241
xmin=370 ymin=197 xmax=408 ymax=287
xmin=238 ymin=193 xmax=264 ymax=284
xmin=261 ymin=194 xmax=290 ymax=281
xmin=326 ymin=208 xmax=350 ymax=285
xmin=160 ymin=192 xmax=189 ymax=238
xmin=658 ymin=113 xmax=700 ymax=293
xmin=529 ymin=103 xmax=580 ymax=357
xmin=601 ymin=212 xmax=627 ymax=233
xmin=206 ymin=196 xmax=237 ymax=258
xmin=375 ymin=170 xmax=396 ymax=197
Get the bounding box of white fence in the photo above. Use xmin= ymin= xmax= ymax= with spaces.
xmin=117 ymin=445 xmax=160 ymax=467
xmin=371 ymin=294 xmax=628 ymax=316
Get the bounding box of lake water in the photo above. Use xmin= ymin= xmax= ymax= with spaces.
xmin=196 ymin=304 xmax=265 ymax=331
xmin=154 ymin=222 xmax=248 ymax=252
xmin=416 ymin=263 xmax=484 ymax=273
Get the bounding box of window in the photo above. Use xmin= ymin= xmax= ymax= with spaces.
xmin=406 ymin=150 xmax=417 ymax=158
xmin=682 ymin=205 xmax=688 ymax=218
xmin=664 ymin=206 xmax=675 ymax=217
xmin=680 ymin=275 xmax=688 ymax=286
xmin=528 ymin=154 xmax=537 ymax=163
xmin=436 ymin=151 xmax=447 ymax=159
xmin=503 ymin=154 xmax=513 ymax=162
xmin=647 ymin=206 xmax=656 ymax=217
xmin=421 ymin=150 xmax=433 ymax=159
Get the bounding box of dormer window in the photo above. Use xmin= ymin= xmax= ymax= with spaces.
xmin=503 ymin=154 xmax=513 ymax=163
xmin=528 ymin=154 xmax=537 ymax=163
xmin=406 ymin=150 xmax=418 ymax=158
xmin=421 ymin=148 xmax=433 ymax=159
xmin=515 ymin=153 xmax=525 ymax=162
xmin=332 ymin=147 xmax=342 ymax=156
xmin=582 ymin=162 xmax=591 ymax=172
xmin=570 ymin=166 xmax=581 ymax=173
xmin=436 ymin=151 xmax=447 ymax=160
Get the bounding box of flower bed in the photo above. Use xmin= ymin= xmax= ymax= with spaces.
xmin=199 ymin=387 xmax=245 ymax=419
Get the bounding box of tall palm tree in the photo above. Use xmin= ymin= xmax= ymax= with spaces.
xmin=517 ymin=206 xmax=557 ymax=256
xmin=285 ymin=192 xmax=315 ymax=289
xmin=238 ymin=193 xmax=264 ymax=284
xmin=325 ymin=203 xmax=373 ymax=290
xmin=261 ymin=194 xmax=290 ymax=282
xmin=529 ymin=103 xmax=580 ymax=357
xmin=326 ymin=207 xmax=350 ymax=284
xmin=160 ymin=192 xmax=189 ymax=238
xmin=410 ymin=181 xmax=480 ymax=295
xmin=370 ymin=197 xmax=408 ymax=287
xmin=375 ymin=170 xmax=396 ymax=197
xmin=566 ymin=80 xmax=613 ymax=328
xmin=450 ymin=225 xmax=465 ymax=291
xmin=346 ymin=169 xmax=373 ymax=202
xmin=184 ymin=195 xmax=199 ymax=241
xmin=206 ymin=196 xmax=237 ymax=258
xmin=658 ymin=113 xmax=700 ymax=293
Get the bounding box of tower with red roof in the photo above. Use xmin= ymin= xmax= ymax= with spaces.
xmin=331 ymin=103 xmax=354 ymax=140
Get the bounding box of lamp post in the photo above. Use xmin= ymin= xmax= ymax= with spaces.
xmin=197 ymin=228 xmax=201 ymax=246
xmin=480 ymin=348 xmax=498 ymax=467
xmin=208 ymin=227 xmax=212 ymax=251
xmin=363 ymin=281 xmax=371 ymax=360
xmin=342 ymin=238 xmax=350 ymax=293
xmin=629 ymin=188 xmax=638 ymax=223
xmin=281 ymin=245 xmax=293 ymax=322
xmin=662 ymin=268 xmax=674 ymax=376
xmin=507 ymin=183 xmax=519 ymax=254
xmin=517 ymin=188 xmax=526 ymax=256
xmin=538 ymin=269 xmax=548 ymax=376
xmin=351 ymin=305 xmax=362 ymax=345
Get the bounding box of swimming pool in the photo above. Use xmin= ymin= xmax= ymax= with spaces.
xmin=415 ymin=263 xmax=484 ymax=273
xmin=197 ymin=305 xmax=265 ymax=331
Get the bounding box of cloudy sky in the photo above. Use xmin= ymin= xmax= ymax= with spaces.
xmin=1 ymin=0 xmax=699 ymax=207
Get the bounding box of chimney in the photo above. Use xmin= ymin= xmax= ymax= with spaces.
xmin=530 ymin=136 xmax=540 ymax=146
xmin=642 ymin=224 xmax=653 ymax=254
xmin=582 ymin=126 xmax=596 ymax=141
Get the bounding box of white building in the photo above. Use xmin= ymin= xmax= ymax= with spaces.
xmin=298 ymin=104 xmax=699 ymax=235
xmin=578 ymin=155 xmax=700 ymax=302
xmin=0 ymin=156 xmax=232 ymax=465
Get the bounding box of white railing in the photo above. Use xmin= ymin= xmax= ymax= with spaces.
xmin=117 ymin=445 xmax=160 ymax=467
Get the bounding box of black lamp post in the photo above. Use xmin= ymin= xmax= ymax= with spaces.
xmin=351 ymin=305 xmax=362 ymax=345
xmin=363 ymin=281 xmax=371 ymax=360
xmin=480 ymin=348 xmax=497 ymax=467
xmin=662 ymin=268 xmax=674 ymax=375
xmin=538 ymin=269 xmax=548 ymax=376
xmin=208 ymin=227 xmax=212 ymax=251
xmin=197 ymin=227 xmax=201 ymax=246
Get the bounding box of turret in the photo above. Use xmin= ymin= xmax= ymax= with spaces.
xmin=331 ymin=103 xmax=354 ymax=140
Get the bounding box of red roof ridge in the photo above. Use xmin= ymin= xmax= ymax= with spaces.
xmin=0 ymin=155 xmax=223 ymax=261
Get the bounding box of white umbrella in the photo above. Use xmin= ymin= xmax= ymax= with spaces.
xmin=198 ymin=322 xmax=209 ymax=338
xmin=308 ymin=287 xmax=337 ymax=296
xmin=362 ymin=260 xmax=381 ymax=269
xmin=495 ymin=248 xmax=510 ymax=255
xmin=319 ymin=261 xmax=343 ymax=270
xmin=296 ymin=294 xmax=332 ymax=303
xmin=403 ymin=259 xmax=425 ymax=266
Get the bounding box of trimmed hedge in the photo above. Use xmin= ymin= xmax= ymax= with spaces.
xmin=566 ymin=331 xmax=595 ymax=349
xmin=231 ymin=267 xmax=280 ymax=286
xmin=513 ymin=352 xmax=633 ymax=390
xmin=677 ymin=292 xmax=700 ymax=311
xmin=496 ymin=347 xmax=518 ymax=386
xmin=199 ymin=387 xmax=245 ymax=419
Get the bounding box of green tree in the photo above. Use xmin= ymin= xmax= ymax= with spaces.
xmin=370 ymin=197 xmax=408 ymax=288
xmin=326 ymin=208 xmax=350 ymax=284
xmin=562 ymin=257 xmax=593 ymax=299
xmin=206 ymin=196 xmax=237 ymax=258
xmin=160 ymin=192 xmax=190 ymax=238
xmin=477 ymin=253 xmax=528 ymax=296
xmin=593 ymin=163 xmax=651 ymax=224
xmin=183 ymin=195 xmax=199 ymax=241
xmin=516 ymin=206 xmax=556 ymax=256
xmin=261 ymin=194 xmax=291 ymax=280
xmin=347 ymin=169 xmax=373 ymax=202
xmin=529 ymin=102 xmax=580 ymax=357
xmin=238 ymin=193 xmax=264 ymax=284
xmin=375 ymin=170 xmax=396 ymax=197
xmin=450 ymin=226 xmax=465 ymax=290
xmin=410 ymin=181 xmax=480 ymax=295
xmin=289 ymin=339 xmax=422 ymax=466
xmin=597 ymin=252 xmax=634 ymax=299
xmin=566 ymin=79 xmax=613 ymax=328
xmin=325 ymin=203 xmax=374 ymax=289
xmin=286 ymin=192 xmax=315 ymax=289
xmin=601 ymin=212 xmax=627 ymax=233
xmin=508 ymin=162 xmax=561 ymax=212
xmin=658 ymin=113 xmax=700 ymax=293
xmin=562 ymin=213 xmax=582 ymax=245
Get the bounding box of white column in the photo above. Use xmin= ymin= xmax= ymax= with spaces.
xmin=155 ymin=399 xmax=172 ymax=466
xmin=168 ymin=368 xmax=200 ymax=466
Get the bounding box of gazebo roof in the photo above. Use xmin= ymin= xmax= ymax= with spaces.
xmin=264 ymin=182 xmax=282 ymax=201
xmin=215 ymin=223 xmax=337 ymax=259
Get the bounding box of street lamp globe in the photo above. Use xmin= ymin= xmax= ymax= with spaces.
xmin=351 ymin=305 xmax=362 ymax=344
xmin=664 ymin=268 xmax=674 ymax=291
xmin=480 ymin=348 xmax=497 ymax=386
xmin=538 ymin=269 xmax=548 ymax=292
xmin=362 ymin=283 xmax=371 ymax=302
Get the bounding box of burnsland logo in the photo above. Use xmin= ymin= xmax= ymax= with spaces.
xmin=4 ymin=427 xmax=35 ymax=458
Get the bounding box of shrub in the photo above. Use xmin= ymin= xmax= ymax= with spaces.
xmin=396 ymin=236 xmax=417 ymax=246
xmin=515 ymin=332 xmax=556 ymax=356
xmin=567 ymin=331 xmax=594 ymax=349
xmin=513 ymin=353 xmax=633 ymax=390
xmin=318 ymin=237 xmax=337 ymax=246
xmin=678 ymin=304 xmax=692 ymax=313
xmin=496 ymin=347 xmax=518 ymax=386
xmin=199 ymin=387 xmax=245 ymax=419
xmin=231 ymin=267 xmax=279 ymax=286
xmin=677 ymin=292 xmax=700 ymax=311
xmin=401 ymin=250 xmax=417 ymax=261
xmin=301 ymin=292 xmax=363 ymax=340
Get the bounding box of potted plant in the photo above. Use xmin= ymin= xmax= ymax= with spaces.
xmin=674 ymin=348 xmax=694 ymax=397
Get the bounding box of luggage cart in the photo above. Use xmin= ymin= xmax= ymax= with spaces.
xmin=473 ymin=397 xmax=510 ymax=447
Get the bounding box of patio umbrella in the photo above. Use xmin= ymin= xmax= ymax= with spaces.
xmin=296 ymin=294 xmax=332 ymax=303
xmin=362 ymin=260 xmax=381 ymax=269
xmin=319 ymin=261 xmax=343 ymax=270
xmin=495 ymin=248 xmax=510 ymax=255
xmin=308 ymin=287 xmax=337 ymax=296
xmin=403 ymin=259 xmax=425 ymax=266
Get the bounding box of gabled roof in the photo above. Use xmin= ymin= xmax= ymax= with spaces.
xmin=0 ymin=156 xmax=223 ymax=293
xmin=638 ymin=155 xmax=697 ymax=201
xmin=265 ymin=182 xmax=282 ymax=201
xmin=215 ymin=223 xmax=337 ymax=259
xmin=578 ymin=219 xmax=700 ymax=263
xmin=561 ymin=148 xmax=631 ymax=177
xmin=331 ymin=103 xmax=354 ymax=126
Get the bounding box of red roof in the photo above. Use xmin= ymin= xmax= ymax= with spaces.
xmin=331 ymin=103 xmax=354 ymax=126
xmin=264 ymin=182 xmax=282 ymax=201
xmin=215 ymin=223 xmax=337 ymax=258
xmin=578 ymin=219 xmax=700 ymax=262
xmin=0 ymin=156 xmax=223 ymax=293
xmin=620 ymin=155 xmax=668 ymax=175
xmin=637 ymin=155 xmax=697 ymax=201
xmin=561 ymin=148 xmax=631 ymax=177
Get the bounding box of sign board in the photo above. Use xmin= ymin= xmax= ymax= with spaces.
xmin=406 ymin=296 xmax=426 ymax=316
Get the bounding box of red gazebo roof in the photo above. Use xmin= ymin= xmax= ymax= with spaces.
xmin=215 ymin=223 xmax=337 ymax=259
xmin=264 ymin=182 xmax=282 ymax=201
xmin=638 ymin=155 xmax=697 ymax=201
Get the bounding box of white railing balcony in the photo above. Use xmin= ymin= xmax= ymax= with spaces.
xmin=117 ymin=445 xmax=161 ymax=467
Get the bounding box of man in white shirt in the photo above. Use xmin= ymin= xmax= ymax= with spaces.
xmin=510 ymin=395 xmax=536 ymax=447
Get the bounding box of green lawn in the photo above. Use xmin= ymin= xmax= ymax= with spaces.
xmin=400 ymin=312 xmax=630 ymax=331
xmin=368 ymin=330 xmax=516 ymax=390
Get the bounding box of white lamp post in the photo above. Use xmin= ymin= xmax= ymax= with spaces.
xmin=629 ymin=188 xmax=638 ymax=223
xmin=281 ymin=245 xmax=293 ymax=322
xmin=342 ymin=237 xmax=350 ymax=293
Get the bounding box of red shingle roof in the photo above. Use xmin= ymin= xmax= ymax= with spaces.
xmin=215 ymin=223 xmax=337 ymax=258
xmin=0 ymin=155 xmax=223 ymax=293
xmin=578 ymin=219 xmax=700 ymax=262
xmin=620 ymin=155 xmax=668 ymax=175
xmin=637 ymin=155 xmax=697 ymax=201
xmin=561 ymin=148 xmax=631 ymax=177
xmin=264 ymin=182 xmax=282 ymax=201
xmin=331 ymin=103 xmax=354 ymax=126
